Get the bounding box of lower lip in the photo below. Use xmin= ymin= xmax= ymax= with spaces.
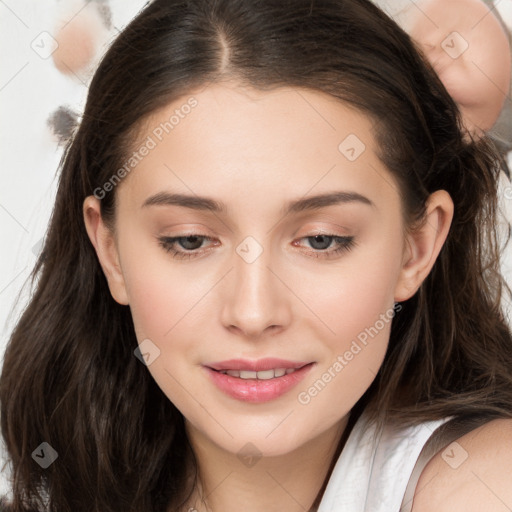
xmin=204 ymin=363 xmax=315 ymax=403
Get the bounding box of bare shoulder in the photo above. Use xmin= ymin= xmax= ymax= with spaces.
xmin=411 ymin=417 xmax=512 ymax=512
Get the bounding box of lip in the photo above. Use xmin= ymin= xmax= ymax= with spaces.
xmin=206 ymin=358 xmax=311 ymax=372
xmin=203 ymin=360 xmax=315 ymax=403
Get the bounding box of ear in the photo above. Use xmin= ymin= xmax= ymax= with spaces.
xmin=83 ymin=195 xmax=129 ymax=305
xmin=394 ymin=190 xmax=454 ymax=302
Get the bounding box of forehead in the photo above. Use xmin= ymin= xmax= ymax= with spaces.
xmin=116 ymin=82 xmax=400 ymax=217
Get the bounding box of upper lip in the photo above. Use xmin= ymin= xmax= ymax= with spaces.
xmin=206 ymin=358 xmax=312 ymax=372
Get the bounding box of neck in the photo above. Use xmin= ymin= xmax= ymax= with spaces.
xmin=181 ymin=415 xmax=350 ymax=512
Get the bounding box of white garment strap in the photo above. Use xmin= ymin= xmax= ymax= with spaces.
xmin=317 ymin=411 xmax=452 ymax=512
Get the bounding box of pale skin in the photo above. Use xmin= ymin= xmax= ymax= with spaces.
xmin=83 ymin=82 xmax=511 ymax=511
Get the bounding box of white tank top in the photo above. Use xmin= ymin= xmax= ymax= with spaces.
xmin=318 ymin=409 xmax=493 ymax=512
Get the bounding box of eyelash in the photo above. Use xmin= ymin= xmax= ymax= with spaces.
xmin=157 ymin=233 xmax=356 ymax=260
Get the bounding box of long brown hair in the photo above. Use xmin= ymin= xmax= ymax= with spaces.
xmin=2 ymin=0 xmax=512 ymax=510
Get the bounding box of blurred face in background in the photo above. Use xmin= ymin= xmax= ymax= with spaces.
xmin=400 ymin=0 xmax=511 ymax=134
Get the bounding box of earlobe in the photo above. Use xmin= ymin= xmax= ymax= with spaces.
xmin=394 ymin=190 xmax=454 ymax=302
xmin=83 ymin=196 xmax=129 ymax=305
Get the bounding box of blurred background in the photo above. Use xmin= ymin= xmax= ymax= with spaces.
xmin=0 ymin=0 xmax=511 ymax=497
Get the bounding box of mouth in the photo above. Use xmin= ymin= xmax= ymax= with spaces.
xmin=203 ymin=359 xmax=315 ymax=403
xmin=206 ymin=357 xmax=311 ymax=372
xmin=214 ymin=367 xmax=301 ymax=379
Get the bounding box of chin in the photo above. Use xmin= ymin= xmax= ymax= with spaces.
xmin=187 ymin=414 xmax=314 ymax=458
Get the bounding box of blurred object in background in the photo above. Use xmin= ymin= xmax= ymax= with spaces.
xmin=375 ymin=0 xmax=512 ymax=176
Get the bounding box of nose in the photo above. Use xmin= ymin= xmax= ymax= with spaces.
xmin=219 ymin=244 xmax=292 ymax=339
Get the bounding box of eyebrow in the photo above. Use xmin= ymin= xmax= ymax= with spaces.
xmin=141 ymin=190 xmax=375 ymax=215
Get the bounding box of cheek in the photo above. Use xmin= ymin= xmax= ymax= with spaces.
xmin=299 ymin=236 xmax=401 ymax=397
xmin=125 ymin=261 xmax=205 ymax=347
xmin=307 ymin=232 xmax=402 ymax=347
xmin=295 ymin=280 xmax=397 ymax=434
xmin=117 ymin=227 xmax=205 ymax=339
xmin=122 ymin=251 xmax=210 ymax=418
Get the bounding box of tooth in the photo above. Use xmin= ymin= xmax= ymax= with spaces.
xmin=221 ymin=368 xmax=297 ymax=379
xmin=239 ymin=370 xmax=257 ymax=379
xmin=256 ymin=369 xmax=275 ymax=380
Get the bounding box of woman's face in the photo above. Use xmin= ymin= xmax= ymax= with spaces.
xmin=85 ymin=81 xmax=449 ymax=457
